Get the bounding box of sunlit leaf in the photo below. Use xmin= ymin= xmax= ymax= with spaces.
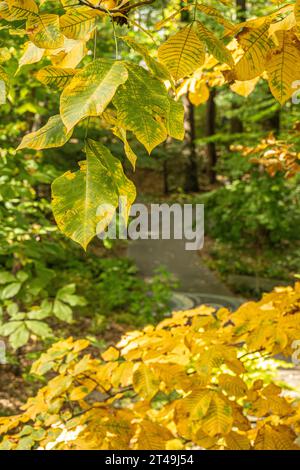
xmin=60 ymin=58 xmax=128 ymax=131
xmin=51 ymin=139 xmax=136 ymax=250
xmin=17 ymin=114 xmax=72 ymax=150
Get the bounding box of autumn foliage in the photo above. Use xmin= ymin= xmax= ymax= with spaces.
xmin=1 ymin=284 xmax=300 ymax=450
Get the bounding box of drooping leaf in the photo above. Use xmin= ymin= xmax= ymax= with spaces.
xmin=60 ymin=58 xmax=128 ymax=131
xmin=165 ymin=96 xmax=185 ymax=140
xmin=196 ymin=21 xmax=234 ymax=67
xmin=112 ymin=126 xmax=137 ymax=170
xmin=51 ymin=139 xmax=136 ymax=250
xmin=122 ymin=36 xmax=171 ymax=82
xmin=234 ymin=23 xmax=273 ymax=80
xmin=17 ymin=115 xmax=72 ymax=150
xmin=49 ymin=38 xmax=86 ymax=69
xmin=266 ymin=31 xmax=300 ymax=105
xmin=158 ymin=24 xmax=205 ymax=81
xmin=113 ymin=63 xmax=170 ymax=153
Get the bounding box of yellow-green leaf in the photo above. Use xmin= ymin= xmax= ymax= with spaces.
xmin=27 ymin=14 xmax=64 ymax=49
xmin=17 ymin=114 xmax=72 ymax=150
xmin=6 ymin=0 xmax=38 ymax=20
xmin=51 ymin=139 xmax=136 ymax=250
xmin=36 ymin=66 xmax=77 ymax=89
xmin=60 ymin=58 xmax=128 ymax=131
xmin=196 ymin=21 xmax=234 ymax=67
xmin=59 ymin=6 xmax=98 ymax=40
xmin=113 ymin=63 xmax=169 ymax=153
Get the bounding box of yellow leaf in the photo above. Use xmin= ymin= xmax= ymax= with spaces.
xmin=27 ymin=14 xmax=64 ymax=49
xmin=60 ymin=6 xmax=98 ymax=40
xmin=101 ymin=346 xmax=119 ymax=362
xmin=18 ymin=41 xmax=44 ymax=69
xmin=235 ymin=24 xmax=273 ymax=80
xmin=230 ymin=77 xmax=259 ymax=97
xmin=189 ymin=79 xmax=210 ymax=105
xmin=201 ymin=394 xmax=233 ymax=437
xmin=266 ymin=31 xmax=300 ymax=104
xmin=132 ymin=362 xmax=160 ymax=400
xmin=218 ymin=374 xmax=248 ymax=398
xmin=158 ymin=25 xmax=205 ymax=81
xmin=6 ymin=0 xmax=38 ymax=20
xmin=225 ymin=431 xmax=251 ymax=450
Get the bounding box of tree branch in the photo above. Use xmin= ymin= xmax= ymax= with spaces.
xmin=77 ymin=0 xmax=156 ymax=15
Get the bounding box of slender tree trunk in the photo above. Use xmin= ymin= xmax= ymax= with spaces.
xmin=236 ymin=0 xmax=246 ymax=22
xmin=183 ymin=96 xmax=199 ymax=192
xmin=263 ymin=92 xmax=281 ymax=135
xmin=206 ymin=89 xmax=218 ymax=184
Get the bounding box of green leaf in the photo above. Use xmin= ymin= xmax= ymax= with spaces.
xmin=1 ymin=282 xmax=22 ymax=299
xmin=0 ymin=271 xmax=15 ymax=285
xmin=122 ymin=36 xmax=171 ymax=82
xmin=0 ymin=320 xmax=22 ymax=336
xmin=51 ymin=140 xmax=136 ymax=250
xmin=7 ymin=302 xmax=19 ymax=316
xmin=9 ymin=324 xmax=30 ymax=349
xmin=60 ymin=58 xmax=128 ymax=132
xmin=56 ymin=284 xmax=86 ymax=306
xmin=17 ymin=115 xmax=72 ymax=150
xmin=165 ymin=96 xmax=184 ymax=141
xmin=27 ymin=300 xmax=52 ymax=320
xmin=53 ymin=299 xmax=73 ymax=323
xmin=112 ymin=127 xmax=138 ymax=169
xmin=113 ymin=63 xmax=170 ymax=153
xmin=25 ymin=320 xmax=52 ymax=337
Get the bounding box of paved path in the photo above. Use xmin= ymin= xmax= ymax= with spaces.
xmin=128 ymin=236 xmax=232 ymax=296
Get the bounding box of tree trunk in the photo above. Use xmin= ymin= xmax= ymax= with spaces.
xmin=183 ymin=96 xmax=199 ymax=192
xmin=236 ymin=0 xmax=246 ymax=22
xmin=206 ymin=89 xmax=218 ymax=184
